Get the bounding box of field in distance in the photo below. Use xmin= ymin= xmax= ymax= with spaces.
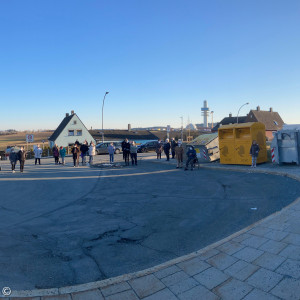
xmin=0 ymin=131 xmax=53 ymax=151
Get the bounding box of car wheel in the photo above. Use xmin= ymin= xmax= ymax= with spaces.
xmin=115 ymin=149 xmax=120 ymax=154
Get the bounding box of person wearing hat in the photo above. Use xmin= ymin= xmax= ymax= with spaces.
xmin=175 ymin=139 xmax=184 ymax=168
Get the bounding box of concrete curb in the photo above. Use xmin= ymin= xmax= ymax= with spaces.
xmin=5 ymin=164 xmax=300 ymax=298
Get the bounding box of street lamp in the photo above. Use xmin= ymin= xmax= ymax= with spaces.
xmin=180 ymin=116 xmax=183 ymax=141
xmin=237 ymin=102 xmax=249 ymax=124
xmin=102 ymin=91 xmax=109 ymax=143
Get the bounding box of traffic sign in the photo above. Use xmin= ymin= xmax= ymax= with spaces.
xmin=26 ymin=134 xmax=34 ymax=143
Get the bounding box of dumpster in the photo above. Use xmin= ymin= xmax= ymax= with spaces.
xmin=271 ymin=129 xmax=300 ymax=165
xmin=219 ymin=122 xmax=267 ymax=165
xmin=219 ymin=127 xmax=235 ymax=164
xmin=188 ymin=133 xmax=219 ymax=163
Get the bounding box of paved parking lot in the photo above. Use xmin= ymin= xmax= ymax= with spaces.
xmin=1 ymin=154 xmax=300 ymax=296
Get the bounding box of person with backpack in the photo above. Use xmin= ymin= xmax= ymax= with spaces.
xmin=250 ymin=140 xmax=260 ymax=168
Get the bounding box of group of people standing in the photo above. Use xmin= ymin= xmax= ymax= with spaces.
xmin=8 ymin=144 xmax=44 ymax=173
xmin=70 ymin=141 xmax=96 ymax=167
xmin=7 ymin=138 xmax=261 ymax=173
xmin=121 ymin=139 xmax=138 ymax=166
xmin=155 ymin=138 xmax=197 ymax=170
xmin=9 ymin=146 xmax=27 ymax=173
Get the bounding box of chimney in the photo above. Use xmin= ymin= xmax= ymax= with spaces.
xmin=128 ymin=124 xmax=131 ymax=131
xmin=66 ymin=113 xmax=69 ymax=117
xmin=71 ymin=110 xmax=75 ymax=115
xmin=229 ymin=113 xmax=232 ymax=117
xmin=269 ymin=107 xmax=273 ymax=112
xmin=256 ymin=106 xmax=260 ymax=111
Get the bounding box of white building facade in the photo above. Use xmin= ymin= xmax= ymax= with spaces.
xmin=48 ymin=111 xmax=95 ymax=148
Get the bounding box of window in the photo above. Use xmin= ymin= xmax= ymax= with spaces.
xmin=73 ymin=120 xmax=77 ymax=125
xmin=68 ymin=130 xmax=74 ymax=136
xmin=77 ymin=130 xmax=82 ymax=136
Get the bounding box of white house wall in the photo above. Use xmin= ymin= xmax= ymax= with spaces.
xmin=52 ymin=115 xmax=95 ymax=147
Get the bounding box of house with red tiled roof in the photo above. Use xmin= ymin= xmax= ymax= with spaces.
xmin=245 ymin=106 xmax=284 ymax=140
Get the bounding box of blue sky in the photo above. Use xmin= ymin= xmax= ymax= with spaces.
xmin=1 ymin=0 xmax=299 ymax=130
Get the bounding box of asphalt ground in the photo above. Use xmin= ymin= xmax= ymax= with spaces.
xmin=1 ymin=155 xmax=300 ymax=291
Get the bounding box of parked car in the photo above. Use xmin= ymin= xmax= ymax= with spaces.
xmin=137 ymin=141 xmax=159 ymax=153
xmin=96 ymin=142 xmax=122 ymax=155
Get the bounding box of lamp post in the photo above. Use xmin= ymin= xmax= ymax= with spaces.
xmin=102 ymin=91 xmax=109 ymax=143
xmin=237 ymin=102 xmax=249 ymax=124
xmin=180 ymin=116 xmax=183 ymax=141
xmin=211 ymin=111 xmax=214 ymax=128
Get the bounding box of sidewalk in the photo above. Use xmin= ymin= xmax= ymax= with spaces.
xmin=2 ymin=160 xmax=300 ymax=300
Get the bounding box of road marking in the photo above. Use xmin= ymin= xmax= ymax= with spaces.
xmin=0 ymin=169 xmax=178 ymax=181
xmin=2 ymin=287 xmax=11 ymax=296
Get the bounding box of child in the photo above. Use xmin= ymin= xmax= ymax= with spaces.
xmin=108 ymin=142 xmax=115 ymax=163
xmin=250 ymin=140 xmax=260 ymax=168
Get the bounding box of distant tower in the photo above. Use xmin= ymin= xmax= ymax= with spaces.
xmin=201 ymin=100 xmax=210 ymax=128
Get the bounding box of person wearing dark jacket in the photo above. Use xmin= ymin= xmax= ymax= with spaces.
xmin=123 ymin=139 xmax=131 ymax=166
xmin=9 ymin=147 xmax=18 ymax=173
xmin=121 ymin=139 xmax=126 ymax=160
xmin=250 ymin=140 xmax=260 ymax=168
xmin=164 ymin=139 xmax=171 ymax=161
xmin=80 ymin=141 xmax=89 ymax=165
xmin=171 ymin=138 xmax=177 ymax=159
xmin=156 ymin=140 xmax=163 ymax=159
xmin=17 ymin=146 xmax=27 ymax=172
xmin=71 ymin=144 xmax=80 ymax=167
xmin=185 ymin=146 xmax=197 ymax=171
xmin=52 ymin=144 xmax=59 ymax=165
